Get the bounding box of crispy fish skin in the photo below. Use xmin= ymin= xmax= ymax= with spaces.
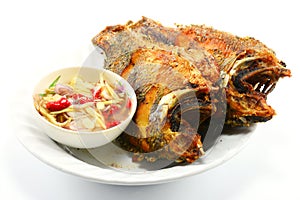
xmin=92 ymin=17 xmax=291 ymax=163
xmin=118 ymin=84 xmax=204 ymax=163
xmin=92 ymin=16 xmax=291 ymax=126
xmin=149 ymin=17 xmax=291 ymax=125
xmin=122 ymin=48 xmax=209 ymax=93
xmin=113 ymin=48 xmax=213 ymax=163
xmin=174 ymin=24 xmax=291 ymax=125
xmin=92 ymin=19 xmax=220 ymax=85
xmin=92 ymin=19 xmax=221 ymax=163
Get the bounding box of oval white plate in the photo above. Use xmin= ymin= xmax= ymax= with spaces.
xmin=16 ymin=91 xmax=255 ymax=185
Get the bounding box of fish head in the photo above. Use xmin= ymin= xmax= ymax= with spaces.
xmin=223 ymin=52 xmax=291 ymax=126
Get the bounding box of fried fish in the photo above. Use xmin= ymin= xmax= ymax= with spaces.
xmin=92 ymin=17 xmax=291 ymax=163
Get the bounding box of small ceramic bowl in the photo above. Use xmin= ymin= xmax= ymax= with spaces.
xmin=32 ymin=66 xmax=137 ymax=148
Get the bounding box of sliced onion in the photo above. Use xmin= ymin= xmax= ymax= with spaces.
xmin=55 ymin=84 xmax=74 ymax=96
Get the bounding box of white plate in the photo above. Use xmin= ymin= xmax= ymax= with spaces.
xmin=14 ymin=45 xmax=256 ymax=185
xmin=16 ymin=93 xmax=255 ymax=185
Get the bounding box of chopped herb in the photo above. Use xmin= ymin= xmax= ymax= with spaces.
xmin=48 ymin=75 xmax=61 ymax=88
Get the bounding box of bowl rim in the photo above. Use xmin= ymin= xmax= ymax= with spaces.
xmin=32 ymin=66 xmax=137 ymax=136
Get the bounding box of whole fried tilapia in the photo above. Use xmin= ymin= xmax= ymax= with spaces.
xmin=93 ymin=20 xmax=224 ymax=163
xmin=92 ymin=17 xmax=291 ymax=163
xmin=93 ymin=17 xmax=291 ymax=126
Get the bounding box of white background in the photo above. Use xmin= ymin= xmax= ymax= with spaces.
xmin=1 ymin=0 xmax=300 ymax=199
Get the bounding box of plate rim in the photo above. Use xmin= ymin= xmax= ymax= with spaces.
xmin=16 ymin=113 xmax=255 ymax=185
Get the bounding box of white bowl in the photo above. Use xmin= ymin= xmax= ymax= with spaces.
xmin=32 ymin=66 xmax=137 ymax=149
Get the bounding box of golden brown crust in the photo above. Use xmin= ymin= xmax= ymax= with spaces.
xmin=122 ymin=48 xmax=209 ymax=93
xmin=93 ymin=17 xmax=291 ymax=163
xmin=116 ymin=48 xmax=209 ymax=162
xmin=92 ymin=17 xmax=220 ymax=85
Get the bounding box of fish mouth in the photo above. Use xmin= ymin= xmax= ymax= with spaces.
xmin=232 ymin=59 xmax=290 ymax=95
xmin=225 ymin=57 xmax=291 ymax=126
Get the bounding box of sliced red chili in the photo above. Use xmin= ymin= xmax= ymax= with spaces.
xmin=106 ymin=121 xmax=120 ymax=128
xmin=126 ymin=99 xmax=132 ymax=109
xmin=46 ymin=97 xmax=71 ymax=112
xmin=92 ymin=88 xmax=103 ymax=100
xmin=71 ymin=93 xmax=93 ymax=104
xmin=109 ymin=105 xmax=119 ymax=115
